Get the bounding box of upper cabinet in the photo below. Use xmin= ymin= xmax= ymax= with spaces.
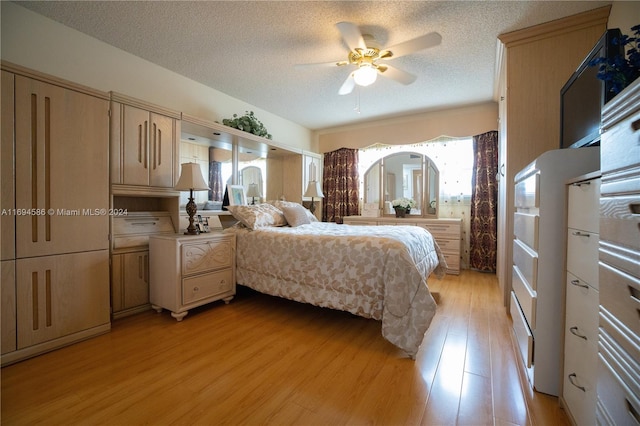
xmin=110 ymin=93 xmax=180 ymax=192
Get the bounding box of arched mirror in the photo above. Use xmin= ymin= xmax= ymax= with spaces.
xmin=364 ymin=152 xmax=439 ymax=217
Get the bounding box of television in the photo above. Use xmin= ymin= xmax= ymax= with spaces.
xmin=559 ymin=28 xmax=623 ymax=149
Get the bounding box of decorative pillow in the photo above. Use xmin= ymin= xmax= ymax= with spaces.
xmin=225 ymin=203 xmax=287 ymax=230
xmin=269 ymin=200 xmax=318 ymax=222
xmin=281 ymin=205 xmax=311 ymax=227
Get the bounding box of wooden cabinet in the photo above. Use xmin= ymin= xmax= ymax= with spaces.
xmin=149 ymin=232 xmax=236 ymax=321
xmin=14 ymin=75 xmax=110 ymax=258
xmin=341 ymin=216 xmax=461 ymax=275
xmin=597 ymin=78 xmax=640 ymax=425
xmin=562 ymin=173 xmax=600 ymax=426
xmin=111 ymin=251 xmax=150 ymax=317
xmin=110 ymin=211 xmax=175 ymax=319
xmin=110 ymin=93 xmax=180 ymax=191
xmin=495 ymin=7 xmax=609 ymax=308
xmin=1 ymin=63 xmax=111 ymax=365
xmin=15 ymin=251 xmax=110 ymax=349
xmin=1 ymin=261 xmax=16 ymax=355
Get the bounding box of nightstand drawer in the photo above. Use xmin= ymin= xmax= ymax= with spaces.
xmin=183 ymin=269 xmax=233 ymax=305
xmin=182 ymin=238 xmax=233 ymax=276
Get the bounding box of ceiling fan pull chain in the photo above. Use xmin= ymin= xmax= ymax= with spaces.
xmin=354 ymin=87 xmax=361 ymax=114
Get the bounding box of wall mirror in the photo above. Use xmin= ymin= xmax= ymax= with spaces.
xmin=363 ymin=152 xmax=439 ymax=217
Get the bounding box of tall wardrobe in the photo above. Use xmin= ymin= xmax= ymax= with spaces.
xmin=1 ymin=63 xmax=111 ymax=365
xmin=495 ymin=6 xmax=610 ymax=308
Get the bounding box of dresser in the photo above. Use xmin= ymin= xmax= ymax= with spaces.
xmin=149 ymin=232 xmax=236 ymax=320
xmin=511 ymin=146 xmax=600 ymax=396
xmin=597 ymin=78 xmax=640 ymax=425
xmin=562 ymin=173 xmax=600 ymax=425
xmin=341 ymin=216 xmax=461 ymax=275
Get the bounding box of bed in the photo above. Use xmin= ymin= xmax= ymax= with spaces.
xmin=223 ymin=202 xmax=446 ymax=358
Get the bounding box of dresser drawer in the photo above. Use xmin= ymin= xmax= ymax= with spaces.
xmin=510 ymin=291 xmax=533 ymax=368
xmin=513 ymin=238 xmax=538 ymax=291
xmin=568 ymin=178 xmax=600 ymax=232
xmin=601 ymin=102 xmax=640 ymax=174
xmin=600 ymin=193 xmax=640 ymax=253
xmin=599 ymin=262 xmax=640 ymax=337
xmin=515 ymin=173 xmax=539 ymax=209
xmin=563 ymin=334 xmax=597 ymax=426
xmin=418 ymin=222 xmax=460 ymax=240
xmin=514 ymin=212 xmax=538 ymax=250
xmin=597 ymin=330 xmax=640 ymax=426
xmin=565 ymin=272 xmax=599 ymax=340
xmin=566 ymin=229 xmax=599 ymax=288
xmin=182 ymin=269 xmax=234 ymax=305
xmin=434 ymin=238 xmax=460 ymax=253
xmin=513 ymin=265 xmax=536 ymax=330
xmin=182 ymin=237 xmax=233 ymax=276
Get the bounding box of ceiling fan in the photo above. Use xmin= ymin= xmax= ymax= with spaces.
xmin=297 ymin=22 xmax=442 ymax=95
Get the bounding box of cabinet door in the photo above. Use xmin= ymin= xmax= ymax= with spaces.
xmin=16 ymin=251 xmax=110 ymax=349
xmin=111 ymin=251 xmax=149 ymax=313
xmin=149 ymin=112 xmax=175 ymax=188
xmin=122 ymin=104 xmax=151 ymax=186
xmin=14 ymin=76 xmax=109 ymax=258
xmin=1 ymin=260 xmax=16 ymax=355
xmin=1 ymin=71 xmax=15 ymax=261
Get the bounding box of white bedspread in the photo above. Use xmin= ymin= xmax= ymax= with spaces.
xmin=225 ymin=222 xmax=446 ymax=358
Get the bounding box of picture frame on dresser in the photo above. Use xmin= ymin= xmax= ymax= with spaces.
xmin=227 ymin=184 xmax=246 ymax=206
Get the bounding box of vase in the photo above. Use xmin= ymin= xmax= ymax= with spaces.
xmin=394 ymin=207 xmax=406 ymax=218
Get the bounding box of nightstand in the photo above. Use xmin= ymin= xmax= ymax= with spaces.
xmin=149 ymin=232 xmax=235 ymax=321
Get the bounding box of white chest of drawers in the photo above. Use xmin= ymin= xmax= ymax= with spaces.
xmin=149 ymin=232 xmax=236 ymax=321
xmin=562 ymin=173 xmax=600 ymax=426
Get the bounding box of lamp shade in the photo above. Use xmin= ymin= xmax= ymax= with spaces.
xmin=246 ymin=183 xmax=261 ymax=198
xmin=353 ymin=64 xmax=378 ymax=87
xmin=175 ymin=163 xmax=210 ymax=191
xmin=304 ymin=181 xmax=324 ymax=198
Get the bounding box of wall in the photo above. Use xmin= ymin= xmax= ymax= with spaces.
xmin=0 ymin=2 xmax=312 ymax=151
xmin=316 ymin=101 xmax=498 ymax=153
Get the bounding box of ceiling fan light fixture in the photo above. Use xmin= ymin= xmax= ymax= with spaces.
xmin=353 ymin=64 xmax=377 ymax=87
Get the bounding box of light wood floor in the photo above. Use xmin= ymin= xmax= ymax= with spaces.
xmin=1 ymin=271 xmax=569 ymax=425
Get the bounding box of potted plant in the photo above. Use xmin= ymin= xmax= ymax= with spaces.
xmin=391 ymin=197 xmax=416 ymax=218
xmin=222 ymin=111 xmax=272 ymax=139
xmin=590 ymin=24 xmax=640 ymax=96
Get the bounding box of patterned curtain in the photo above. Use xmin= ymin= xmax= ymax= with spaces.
xmin=469 ymin=131 xmax=498 ymax=272
xmin=208 ymin=147 xmax=223 ymax=201
xmin=322 ymin=148 xmax=359 ymax=223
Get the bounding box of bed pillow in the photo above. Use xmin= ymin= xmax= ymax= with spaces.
xmin=269 ymin=200 xmax=318 ymax=222
xmin=281 ymin=205 xmax=311 ymax=227
xmin=226 ymin=203 xmax=287 ymax=230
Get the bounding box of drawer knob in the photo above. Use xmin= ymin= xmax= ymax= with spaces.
xmin=569 ymin=326 xmax=587 ymax=340
xmin=570 ymin=279 xmax=589 ymax=289
xmin=193 ymin=286 xmax=199 ymax=292
xmin=568 ymin=373 xmax=586 ymax=392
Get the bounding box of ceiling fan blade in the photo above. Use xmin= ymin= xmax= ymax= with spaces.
xmin=338 ymin=74 xmax=356 ymax=95
xmin=382 ymin=32 xmax=442 ymax=59
xmin=380 ymin=65 xmax=417 ymax=85
xmin=336 ymin=21 xmax=366 ymax=52
xmin=295 ymin=60 xmax=348 ymax=69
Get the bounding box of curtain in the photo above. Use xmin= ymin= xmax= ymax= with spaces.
xmin=322 ymin=148 xmax=359 ymax=223
xmin=469 ymin=131 xmax=498 ymax=272
xmin=208 ymin=148 xmax=223 ymax=201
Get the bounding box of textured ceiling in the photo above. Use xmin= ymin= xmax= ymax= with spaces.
xmin=16 ymin=1 xmax=611 ymax=130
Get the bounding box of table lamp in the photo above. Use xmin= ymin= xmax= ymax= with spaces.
xmin=304 ymin=180 xmax=324 ymax=215
xmin=175 ymin=163 xmax=210 ymax=235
